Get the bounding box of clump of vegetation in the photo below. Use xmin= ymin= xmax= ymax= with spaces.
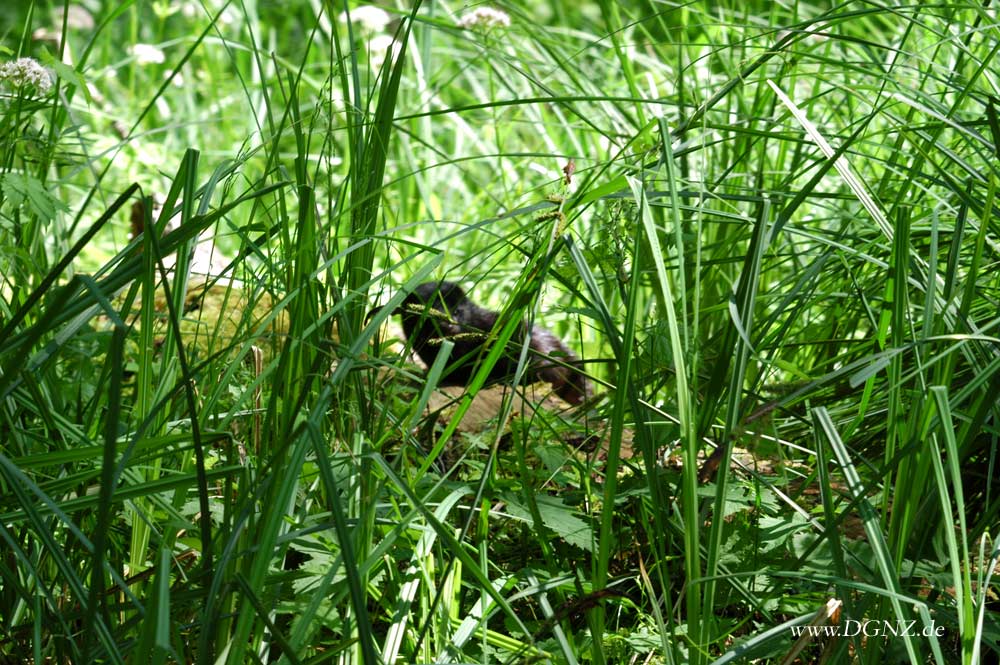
xmin=0 ymin=0 xmax=998 ymax=663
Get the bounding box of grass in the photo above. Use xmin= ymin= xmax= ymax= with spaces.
xmin=1 ymin=0 xmax=998 ymax=662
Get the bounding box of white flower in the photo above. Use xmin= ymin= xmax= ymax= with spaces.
xmin=339 ymin=5 xmax=391 ymax=34
xmin=0 ymin=58 xmax=53 ymax=95
xmin=164 ymin=69 xmax=185 ymax=87
xmin=368 ymin=35 xmax=401 ymax=67
xmin=129 ymin=43 xmax=166 ymax=65
xmin=54 ymin=5 xmax=96 ymax=31
xmin=456 ymin=7 xmax=511 ymax=30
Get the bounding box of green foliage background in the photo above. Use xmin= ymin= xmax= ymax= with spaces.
xmin=0 ymin=0 xmax=998 ymax=663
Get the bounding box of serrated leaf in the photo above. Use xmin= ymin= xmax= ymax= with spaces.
xmin=504 ymin=492 xmax=593 ymax=551
xmin=39 ymin=50 xmax=94 ymax=105
xmin=1 ymin=173 xmax=69 ymax=222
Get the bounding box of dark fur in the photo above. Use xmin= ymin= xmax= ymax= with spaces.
xmin=397 ymin=281 xmax=589 ymax=404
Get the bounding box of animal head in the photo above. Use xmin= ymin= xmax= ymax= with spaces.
xmin=397 ymin=281 xmax=471 ymax=344
xmin=403 ymin=281 xmax=467 ymax=314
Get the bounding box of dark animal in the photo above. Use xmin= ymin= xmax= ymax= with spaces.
xmin=396 ymin=281 xmax=589 ymax=405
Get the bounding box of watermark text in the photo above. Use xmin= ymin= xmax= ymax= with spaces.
xmin=791 ymin=620 xmax=944 ymax=639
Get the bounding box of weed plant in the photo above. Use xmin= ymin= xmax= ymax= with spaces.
xmin=0 ymin=0 xmax=997 ymax=663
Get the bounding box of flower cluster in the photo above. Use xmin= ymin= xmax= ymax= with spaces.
xmin=129 ymin=43 xmax=166 ymax=65
xmin=0 ymin=58 xmax=53 ymax=95
xmin=339 ymin=5 xmax=391 ymax=34
xmin=368 ymin=35 xmax=401 ymax=68
xmin=456 ymin=7 xmax=511 ymax=30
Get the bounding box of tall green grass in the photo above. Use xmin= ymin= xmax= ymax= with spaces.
xmin=0 ymin=0 xmax=997 ymax=662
